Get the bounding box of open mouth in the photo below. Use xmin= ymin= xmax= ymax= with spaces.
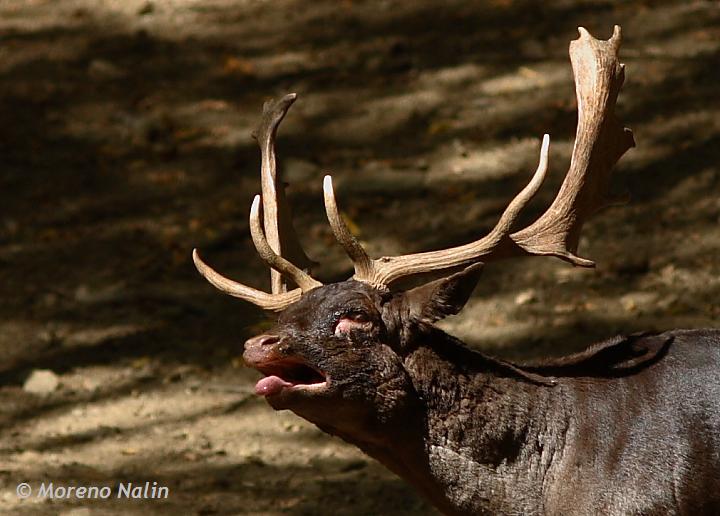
xmin=253 ymin=359 xmax=327 ymax=397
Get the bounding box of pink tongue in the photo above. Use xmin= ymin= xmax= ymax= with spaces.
xmin=255 ymin=376 xmax=293 ymax=396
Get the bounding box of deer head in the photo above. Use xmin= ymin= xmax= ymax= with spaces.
xmin=193 ymin=27 xmax=634 ymax=441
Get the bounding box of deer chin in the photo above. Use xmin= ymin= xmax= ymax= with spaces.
xmin=252 ymin=359 xmax=328 ymax=399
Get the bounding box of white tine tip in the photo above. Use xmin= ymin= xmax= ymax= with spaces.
xmin=191 ymin=248 xmax=206 ymax=273
xmin=577 ymin=27 xmax=590 ymax=39
xmin=611 ymin=25 xmax=622 ymax=49
xmin=250 ymin=194 xmax=261 ymax=216
xmin=323 ymin=175 xmax=335 ymax=194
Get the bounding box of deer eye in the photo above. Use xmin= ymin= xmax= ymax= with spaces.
xmin=348 ymin=311 xmax=369 ymax=323
xmin=334 ymin=310 xmax=372 ymax=335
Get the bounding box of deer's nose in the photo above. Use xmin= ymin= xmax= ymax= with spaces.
xmin=244 ymin=334 xmax=280 ymax=350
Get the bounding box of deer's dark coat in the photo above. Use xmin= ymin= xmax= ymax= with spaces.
xmin=244 ymin=270 xmax=720 ymax=515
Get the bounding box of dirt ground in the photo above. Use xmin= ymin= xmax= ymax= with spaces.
xmin=0 ymin=0 xmax=718 ymax=514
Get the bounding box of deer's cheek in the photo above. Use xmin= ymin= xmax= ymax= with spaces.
xmin=335 ymin=318 xmax=372 ymax=336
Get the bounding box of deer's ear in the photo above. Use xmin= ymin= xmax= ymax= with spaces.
xmin=396 ymin=263 xmax=484 ymax=324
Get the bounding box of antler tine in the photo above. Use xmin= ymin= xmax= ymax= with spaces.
xmin=322 ymin=175 xmax=375 ymax=281
xmin=191 ymin=193 xmax=319 ymax=313
xmin=483 ymin=134 xmax=551 ymax=243
xmin=249 ymin=195 xmax=322 ymax=292
xmin=328 ymin=133 xmax=550 ymax=287
xmin=330 ymin=26 xmax=631 ymax=288
xmin=192 ymin=249 xmax=302 ymax=311
xmin=254 ymin=93 xmax=314 ymax=294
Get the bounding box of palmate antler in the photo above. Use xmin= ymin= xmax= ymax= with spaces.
xmin=194 ymin=26 xmax=634 ymax=310
xmin=324 ymin=26 xmax=634 ymax=288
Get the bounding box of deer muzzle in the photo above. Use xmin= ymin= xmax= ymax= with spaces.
xmin=243 ymin=334 xmax=327 ymax=398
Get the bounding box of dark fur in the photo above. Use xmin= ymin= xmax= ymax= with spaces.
xmin=244 ymin=268 xmax=720 ymax=515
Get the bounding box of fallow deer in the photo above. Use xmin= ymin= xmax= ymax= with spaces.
xmin=193 ymin=27 xmax=720 ymax=515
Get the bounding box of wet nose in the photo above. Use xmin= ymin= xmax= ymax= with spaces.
xmin=244 ymin=334 xmax=280 ymax=350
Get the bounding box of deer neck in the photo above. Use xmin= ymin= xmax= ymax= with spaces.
xmin=391 ymin=328 xmax=569 ymax=515
xmin=315 ymin=328 xmax=570 ymax=515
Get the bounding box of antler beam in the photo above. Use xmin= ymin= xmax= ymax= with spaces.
xmin=193 ymin=95 xmax=321 ymax=312
xmin=253 ymin=94 xmax=314 ymax=294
